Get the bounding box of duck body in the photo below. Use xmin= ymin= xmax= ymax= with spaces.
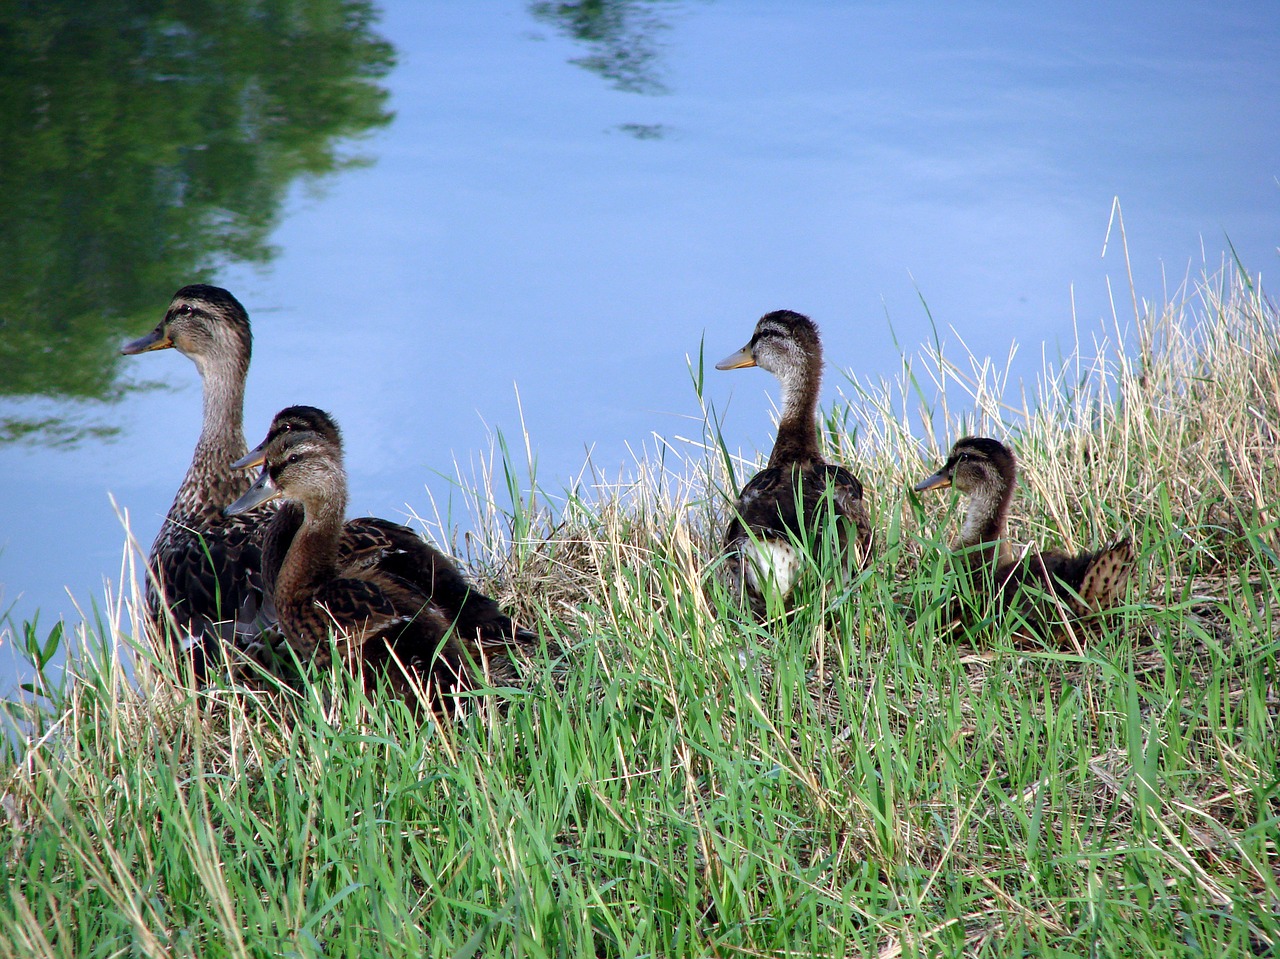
xmin=915 ymin=436 xmax=1133 ymax=632
xmin=121 ymin=285 xmax=277 ymax=672
xmin=722 ymin=461 xmax=867 ymax=606
xmin=717 ymin=310 xmax=873 ymax=617
xmin=228 ymin=410 xmax=532 ymax=708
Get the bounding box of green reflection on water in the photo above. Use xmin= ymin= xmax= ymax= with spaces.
xmin=530 ymin=0 xmax=673 ymax=97
xmin=0 ymin=0 xmax=394 ymax=445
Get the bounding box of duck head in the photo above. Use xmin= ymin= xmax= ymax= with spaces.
xmin=122 ymin=284 xmax=252 ymax=381
xmin=914 ymin=436 xmax=1016 ymax=498
xmin=715 ymin=309 xmax=822 ymax=384
xmin=233 ymin=405 xmax=341 ymax=471
xmin=225 ymin=428 xmax=346 ymax=517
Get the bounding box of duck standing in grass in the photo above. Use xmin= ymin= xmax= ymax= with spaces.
xmin=716 ymin=310 xmax=874 ymax=617
xmin=121 ymin=285 xmax=276 ymax=673
xmin=914 ymin=436 xmax=1133 ymax=635
xmin=227 ymin=410 xmax=535 ymax=709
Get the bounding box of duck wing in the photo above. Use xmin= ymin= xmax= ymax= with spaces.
xmin=351 ymin=572 xmax=515 ymax=703
xmin=342 ymin=516 xmax=536 ymax=647
xmin=724 ymin=465 xmax=810 ymax=546
xmin=290 ymin=575 xmax=418 ymax=667
xmin=725 ymin=463 xmax=869 ymax=553
xmin=1075 ymin=538 xmax=1135 ymax=612
xmin=260 ymin=508 xmax=532 ymax=647
xmin=818 ymin=463 xmax=873 ymax=564
xmin=986 ymin=537 xmax=1134 ymax=636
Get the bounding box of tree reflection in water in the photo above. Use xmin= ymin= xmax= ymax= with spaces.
xmin=0 ymin=0 xmax=394 ymax=445
xmin=529 ymin=0 xmax=672 ymax=97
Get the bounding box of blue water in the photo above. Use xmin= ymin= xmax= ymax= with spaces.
xmin=1 ymin=0 xmax=1277 ymax=691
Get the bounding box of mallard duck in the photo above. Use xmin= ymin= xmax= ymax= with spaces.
xmin=121 ymin=284 xmax=276 ymax=671
xmin=914 ymin=436 xmax=1133 ymax=631
xmin=225 ymin=413 xmax=531 ymax=708
xmin=715 ymin=310 xmax=873 ymax=617
xmin=233 ymin=405 xmax=537 ymax=650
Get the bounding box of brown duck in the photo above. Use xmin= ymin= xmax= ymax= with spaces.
xmin=914 ymin=436 xmax=1133 ymax=632
xmin=716 ymin=310 xmax=873 ymax=617
xmin=226 ymin=413 xmax=531 ymax=708
xmin=121 ymin=285 xmax=276 ymax=671
xmin=233 ymin=405 xmax=537 ymax=651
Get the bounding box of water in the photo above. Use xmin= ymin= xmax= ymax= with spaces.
xmin=1 ymin=0 xmax=1277 ymax=691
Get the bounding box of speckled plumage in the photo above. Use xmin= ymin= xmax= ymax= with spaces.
xmin=717 ymin=310 xmax=873 ymax=617
xmin=122 ymin=285 xmax=277 ymax=672
xmin=915 ymin=436 xmax=1134 ymax=633
xmin=227 ymin=415 xmax=535 ymax=711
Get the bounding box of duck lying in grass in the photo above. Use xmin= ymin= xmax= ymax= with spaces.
xmin=226 ymin=409 xmax=535 ymax=710
xmin=914 ymin=436 xmax=1134 ymax=636
xmin=121 ymin=285 xmax=276 ymax=675
xmin=234 ymin=405 xmax=537 ymax=652
xmin=716 ymin=310 xmax=874 ymax=617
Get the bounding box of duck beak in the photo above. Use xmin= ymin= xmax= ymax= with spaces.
xmin=913 ymin=469 xmax=952 ymax=493
xmin=224 ymin=468 xmax=281 ymax=515
xmin=715 ymin=343 xmax=756 ymax=370
xmin=120 ymin=325 xmax=173 ymax=355
xmin=231 ymin=439 xmax=269 ymax=471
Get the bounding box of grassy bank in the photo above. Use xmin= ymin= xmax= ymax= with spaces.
xmin=1 ymin=266 xmax=1277 ymax=957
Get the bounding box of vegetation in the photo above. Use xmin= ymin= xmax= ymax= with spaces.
xmin=530 ymin=0 xmax=672 ymax=96
xmin=1 ymin=265 xmax=1276 ymax=956
xmin=0 ymin=0 xmax=394 ymax=444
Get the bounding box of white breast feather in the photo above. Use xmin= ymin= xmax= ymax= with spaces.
xmin=743 ymin=538 xmax=802 ymax=599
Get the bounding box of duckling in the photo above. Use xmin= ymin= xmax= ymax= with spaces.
xmin=914 ymin=436 xmax=1133 ymax=631
xmin=234 ymin=406 xmax=536 ymax=650
xmin=716 ymin=310 xmax=873 ymax=617
xmin=225 ymin=418 xmax=528 ymax=708
xmin=121 ymin=285 xmax=276 ymax=671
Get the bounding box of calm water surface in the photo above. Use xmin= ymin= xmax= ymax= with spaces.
xmin=1 ymin=0 xmax=1277 ymax=690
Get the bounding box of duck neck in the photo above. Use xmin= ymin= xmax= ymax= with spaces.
xmin=766 ymin=357 xmax=822 ymax=468
xmin=278 ymin=491 xmax=346 ymax=597
xmin=171 ymin=353 xmax=250 ymax=522
xmin=957 ymin=483 xmax=1015 ymax=567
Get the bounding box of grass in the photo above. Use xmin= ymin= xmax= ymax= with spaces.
xmin=1 ymin=262 xmax=1277 ymax=957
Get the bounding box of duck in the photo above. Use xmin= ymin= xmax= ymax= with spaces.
xmin=121 ymin=284 xmax=276 ymax=672
xmin=715 ymin=310 xmax=873 ymax=617
xmin=913 ymin=436 xmax=1134 ymax=633
xmin=225 ymin=412 xmax=533 ymax=708
xmin=233 ymin=405 xmax=537 ymax=651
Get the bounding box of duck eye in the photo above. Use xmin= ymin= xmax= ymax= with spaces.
xmin=287 ymin=453 xmax=301 ymax=466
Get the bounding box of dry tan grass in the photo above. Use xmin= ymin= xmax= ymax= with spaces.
xmin=449 ymin=264 xmax=1277 ymax=635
